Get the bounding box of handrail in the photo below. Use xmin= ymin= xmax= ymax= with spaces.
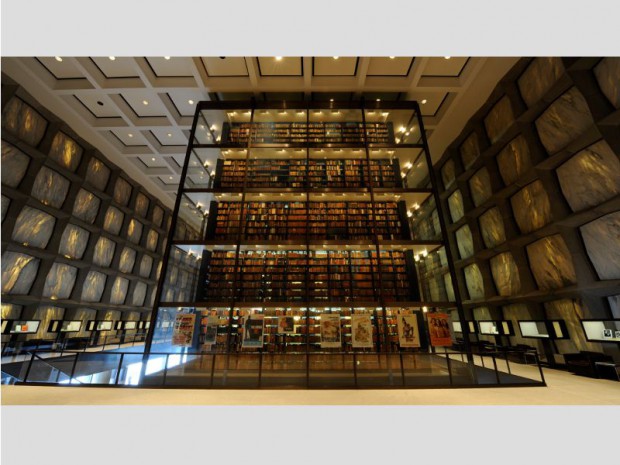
xmin=23 ymin=351 xmax=83 ymax=384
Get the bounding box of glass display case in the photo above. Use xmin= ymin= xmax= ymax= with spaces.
xmin=518 ymin=320 xmax=569 ymax=339
xmin=580 ymin=319 xmax=620 ymax=343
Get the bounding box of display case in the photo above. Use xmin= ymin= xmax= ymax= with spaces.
xmin=518 ymin=320 xmax=569 ymax=339
xmin=477 ymin=320 xmax=514 ymax=336
xmin=580 ymin=319 xmax=620 ymax=343
xmin=10 ymin=320 xmax=41 ymax=334
xmin=61 ymin=320 xmax=82 ymax=332
xmin=123 ymin=321 xmax=138 ymax=330
xmin=87 ymin=320 xmax=113 ymax=331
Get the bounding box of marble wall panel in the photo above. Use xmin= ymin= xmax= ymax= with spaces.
xmin=155 ymin=260 xmax=163 ymax=280
xmin=139 ymin=255 xmax=153 ymax=278
xmin=545 ymin=299 xmax=603 ymax=354
xmin=448 ymin=190 xmax=464 ymax=223
xmin=438 ymin=247 xmax=448 ymax=267
xmin=1 ymin=141 xmax=30 ymax=188
xmin=1 ymin=98 xmax=48 ymax=146
xmin=11 ymin=207 xmax=56 ymax=249
xmin=484 ymin=96 xmax=514 ymax=144
xmin=118 ymin=247 xmax=137 ymax=274
xmin=113 ymin=177 xmax=132 ymax=206
xmin=490 ymin=252 xmax=521 ymax=296
xmin=428 ymin=275 xmax=446 ymax=302
xmin=469 ymin=167 xmax=492 ymax=207
xmin=1 ymin=303 xmax=23 ymax=320
xmin=517 ymin=57 xmax=564 ymax=107
xmin=526 ymin=235 xmax=577 ymax=290
xmin=441 ymin=159 xmax=456 ymax=190
xmin=135 ymin=193 xmax=150 ymax=218
xmin=42 ymin=263 xmax=77 ymax=299
xmin=127 ymin=219 xmax=143 ymax=244
xmin=459 ymin=132 xmax=480 ymax=169
xmin=478 ymin=207 xmax=506 ymax=249
xmin=510 ymin=180 xmax=552 ymax=234
xmin=30 ymin=305 xmax=64 ymax=341
xmin=110 ymin=277 xmax=129 ymax=305
xmin=556 ymin=140 xmax=620 ymax=212
xmin=502 ymin=303 xmax=543 ymax=353
xmin=496 ymin=136 xmax=532 ymax=186
xmin=580 ymin=211 xmax=620 ymax=280
xmin=81 ymin=271 xmax=106 ymax=302
xmin=1 ymin=252 xmax=40 ymax=294
xmin=72 ymin=189 xmax=100 ymax=224
xmin=48 ymin=132 xmax=83 ymax=172
xmin=609 ymin=295 xmax=620 ymax=318
xmin=455 ymin=225 xmax=474 ymax=259
xmin=464 ymin=263 xmax=484 ymax=300
xmin=146 ymin=230 xmax=159 ymax=252
xmin=443 ymin=273 xmax=456 ymax=302
xmin=594 ymin=57 xmax=620 ymax=109
xmin=103 ymin=207 xmax=124 ymax=235
xmin=85 ymin=158 xmax=111 ymax=191
xmin=473 ymin=306 xmax=495 ymax=342
xmin=31 ymin=167 xmax=70 ymax=209
xmin=535 ymin=87 xmax=594 ymax=154
xmin=93 ymin=237 xmax=116 ymax=267
xmin=152 ymin=205 xmax=165 ymax=228
xmin=1 ymin=195 xmax=10 ymax=223
xmin=73 ymin=308 xmax=97 ymax=338
xmin=58 ymin=224 xmax=90 ymax=259
xmin=132 ymin=282 xmax=147 ymax=306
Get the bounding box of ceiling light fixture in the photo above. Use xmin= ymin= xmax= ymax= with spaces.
xmin=128 ymin=133 xmax=133 ymax=138
xmin=55 ymin=56 xmax=63 ymax=62
xmin=164 ymin=56 xmax=171 ymax=60
xmin=389 ymin=56 xmax=396 ymax=59
xmin=169 ymin=176 xmax=173 ymax=180
xmin=275 ymin=56 xmax=283 ymax=61
xmin=151 ymin=157 xmax=156 ymax=161
xmin=167 ymin=133 xmax=172 ymax=137
xmin=421 ymin=99 xmax=427 ymax=104
xmin=333 ymin=56 xmax=339 ymax=60
xmin=142 ymin=100 xmax=149 ymax=105
xmin=444 ymin=56 xmax=451 ymax=59
xmin=188 ymin=99 xmax=194 ymax=104
xmin=109 ymin=56 xmax=116 ymax=61
xmin=376 ymin=98 xmax=381 ymax=102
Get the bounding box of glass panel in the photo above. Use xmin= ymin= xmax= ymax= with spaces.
xmin=490 ymin=252 xmax=521 ymax=296
xmin=72 ymin=189 xmax=100 ymax=224
xmin=93 ymin=237 xmax=116 ymax=267
xmin=496 ymin=135 xmax=532 ymax=186
xmin=11 ymin=206 xmax=56 ymax=249
xmin=118 ymin=247 xmax=137 ymax=274
xmin=59 ymin=224 xmax=90 ymax=259
xmin=135 ymin=193 xmax=150 ymax=218
xmin=48 ymin=132 xmax=83 ymax=172
xmin=393 ymin=147 xmax=429 ymax=189
xmin=510 ymin=180 xmax=552 ymax=234
xmin=113 ymin=177 xmax=132 ymax=206
xmin=455 ymin=225 xmax=474 ymax=259
xmin=110 ymin=277 xmax=129 ymax=304
xmin=160 ymin=245 xmax=202 ymax=303
xmin=1 ymin=251 xmax=40 ymax=294
xmin=139 ymin=255 xmax=153 ymax=278
xmin=369 ymin=108 xmax=417 ymax=144
xmin=582 ymin=320 xmax=620 ymax=342
xmin=85 ymin=157 xmax=111 ymax=191
xmin=146 ymin=229 xmax=159 ymax=251
xmin=127 ymin=219 xmax=143 ymax=244
xmin=103 ymin=206 xmax=124 ymax=234
xmin=468 ymin=167 xmax=492 ymax=207
xmin=196 ymin=107 xmax=252 ymax=145
xmin=31 ymin=167 xmax=70 ymax=208
xmin=1 ymin=140 xmax=31 ymax=188
xmin=253 ymin=108 xmax=308 ymax=145
xmin=580 ymin=211 xmax=620 ymax=280
xmin=1 ymin=97 xmax=48 ymax=146
xmin=593 ymin=57 xmax=620 ymax=109
xmin=478 ymin=207 xmax=506 ymax=248
xmin=81 ymin=271 xmax=107 ymax=302
xmin=152 ymin=205 xmax=165 ymax=228
xmin=484 ymin=96 xmax=514 ymax=144
xmin=517 ymin=57 xmax=564 ymax=107
xmin=132 ymin=282 xmax=148 ymax=306
xmin=42 ymin=263 xmax=77 ymax=299
xmin=410 ymin=196 xmax=440 ymax=241
xmin=526 ymin=235 xmax=577 ymax=290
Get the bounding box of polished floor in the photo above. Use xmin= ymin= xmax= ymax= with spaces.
xmin=2 ymin=361 xmax=619 ymax=405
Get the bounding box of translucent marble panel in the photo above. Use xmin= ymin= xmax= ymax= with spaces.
xmin=118 ymin=247 xmax=137 ymax=274
xmin=479 ymin=207 xmax=506 ymax=248
xmin=545 ymin=299 xmax=602 ymax=354
xmin=85 ymin=157 xmax=111 ymax=191
xmin=1 ymin=252 xmax=40 ymax=294
xmin=146 ymin=230 xmax=159 ymax=251
xmin=1 ymin=195 xmax=9 ymax=223
xmin=526 ymin=235 xmax=577 ymax=290
xmin=438 ymin=247 xmax=448 ymax=267
xmin=443 ymin=273 xmax=456 ymax=302
xmin=31 ymin=167 xmax=70 ymax=208
xmin=58 ymin=224 xmax=89 ymax=259
xmin=448 ymin=190 xmax=464 ymax=223
xmin=155 ymin=261 xmax=163 ymax=280
xmin=132 ymin=282 xmax=148 ymax=306
xmin=42 ymin=263 xmax=77 ymax=299
xmin=496 ymin=136 xmax=532 ymax=186
xmin=441 ymin=159 xmax=456 ymax=190
xmin=168 ymin=266 xmax=179 ymax=285
xmin=594 ymin=57 xmax=620 ymax=109
xmin=93 ymin=237 xmax=116 ymax=267
xmin=517 ymin=57 xmax=564 ymax=107
xmin=464 ymin=263 xmax=484 ymax=300
xmin=484 ymin=96 xmax=514 ymax=144
xmin=11 ymin=206 xmax=56 ymax=249
xmin=609 ymin=295 xmax=620 ymax=318
xmin=455 ymin=225 xmax=474 ymax=259
xmin=459 ymin=132 xmax=480 ymax=170
xmin=469 ymin=167 xmax=492 ymax=207
xmin=510 ymin=180 xmax=552 ymax=234
xmin=139 ymin=255 xmax=153 ymax=278
xmin=535 ymin=87 xmax=593 ymax=155
xmin=1 ymin=303 xmax=22 ymax=319
xmin=33 ymin=305 xmax=64 ymax=340
xmin=127 ymin=219 xmax=143 ymax=244
xmin=580 ymin=212 xmax=620 ymax=280
xmin=113 ymin=177 xmax=132 ymax=206
xmin=135 ymin=193 xmax=150 ymax=218
xmin=1 ymin=141 xmax=30 ymax=188
xmin=556 ymin=140 xmax=620 ymax=212
xmin=152 ymin=205 xmax=164 ymax=228
xmin=103 ymin=207 xmax=124 ymax=235
xmin=72 ymin=189 xmax=100 ymax=224
xmin=48 ymin=132 xmax=83 ymax=172
xmin=428 ymin=275 xmax=446 ymax=302
xmin=81 ymin=271 xmax=106 ymax=302
xmin=490 ymin=252 xmax=521 ymax=296
xmin=110 ymin=277 xmax=129 ymax=304
xmin=502 ymin=303 xmax=543 ymax=352
xmin=1 ymin=98 xmax=48 ymax=146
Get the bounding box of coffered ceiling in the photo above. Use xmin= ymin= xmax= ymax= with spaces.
xmin=1 ymin=56 xmax=518 ymax=209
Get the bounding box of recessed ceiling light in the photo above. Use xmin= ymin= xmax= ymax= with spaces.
xmin=333 ymin=56 xmax=339 ymax=60
xmin=167 ymin=133 xmax=172 ymax=137
xmin=55 ymin=56 xmax=63 ymax=62
xmin=151 ymin=157 xmax=156 ymax=161
xmin=109 ymin=56 xmax=116 ymax=61
xmin=421 ymin=99 xmax=427 ymax=104
xmin=275 ymin=56 xmax=283 ymax=61
xmin=329 ymin=98 xmax=334 ymax=102
xmin=142 ymin=100 xmax=149 ymax=105
xmin=128 ymin=133 xmax=134 ymax=138
xmin=210 ymin=125 xmax=216 ymax=131
xmin=444 ymin=56 xmax=451 ymax=59
xmin=376 ymin=98 xmax=381 ymax=102
xmin=169 ymin=176 xmax=173 ymax=180
xmin=188 ymin=99 xmax=194 ymax=104
xmin=389 ymin=56 xmax=396 ymax=59
xmin=164 ymin=56 xmax=171 ymax=60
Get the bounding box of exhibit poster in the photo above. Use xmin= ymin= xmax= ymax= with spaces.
xmin=172 ymin=313 xmax=196 ymax=347
xmin=428 ymin=313 xmax=452 ymax=347
xmin=242 ymin=314 xmax=264 ymax=348
xmin=202 ymin=315 xmax=219 ymax=347
xmin=320 ymin=313 xmax=341 ymax=348
xmin=397 ymin=314 xmax=421 ymax=348
xmin=277 ymin=316 xmax=295 ymax=334
xmin=351 ymin=314 xmax=373 ymax=348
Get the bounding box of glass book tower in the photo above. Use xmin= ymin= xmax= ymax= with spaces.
xmin=144 ymin=99 xmax=472 ymax=388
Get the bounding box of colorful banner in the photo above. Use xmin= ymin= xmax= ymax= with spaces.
xmin=351 ymin=314 xmax=373 ymax=348
xmin=428 ymin=313 xmax=452 ymax=347
xmin=172 ymin=313 xmax=195 ymax=347
xmin=277 ymin=316 xmax=295 ymax=334
xmin=242 ymin=314 xmax=264 ymax=348
xmin=397 ymin=314 xmax=421 ymax=348
xmin=320 ymin=314 xmax=341 ymax=348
